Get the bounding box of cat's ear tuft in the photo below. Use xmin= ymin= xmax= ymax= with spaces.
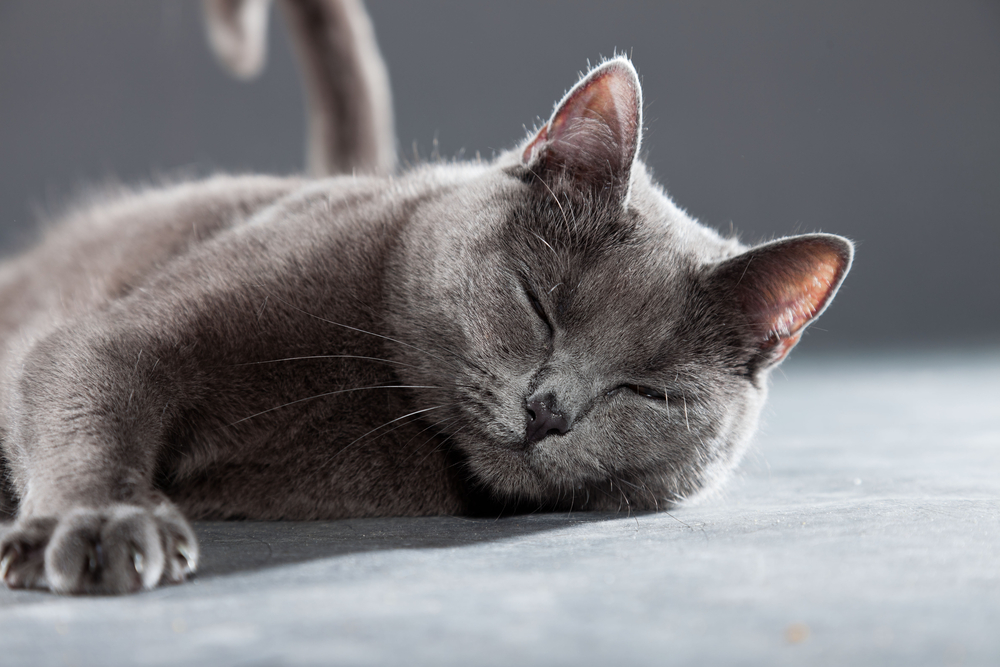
xmin=713 ymin=234 xmax=853 ymax=366
xmin=522 ymin=57 xmax=642 ymax=203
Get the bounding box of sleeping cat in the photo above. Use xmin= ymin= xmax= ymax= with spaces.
xmin=0 ymin=0 xmax=851 ymax=594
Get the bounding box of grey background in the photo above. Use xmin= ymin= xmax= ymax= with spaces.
xmin=0 ymin=0 xmax=998 ymax=352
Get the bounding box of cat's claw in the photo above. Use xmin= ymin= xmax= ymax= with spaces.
xmin=177 ymin=543 xmax=196 ymax=574
xmin=0 ymin=551 xmax=14 ymax=580
xmin=131 ymin=546 xmax=145 ymax=575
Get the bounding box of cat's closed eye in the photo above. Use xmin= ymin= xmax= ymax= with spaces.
xmin=622 ymin=384 xmax=667 ymax=401
xmin=604 ymin=384 xmax=667 ymax=401
xmin=523 ymin=285 xmax=553 ymax=332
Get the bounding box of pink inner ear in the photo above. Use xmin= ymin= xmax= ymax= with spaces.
xmin=759 ymin=256 xmax=841 ymax=341
xmin=522 ymin=60 xmax=640 ymax=172
xmin=732 ymin=238 xmax=851 ymax=362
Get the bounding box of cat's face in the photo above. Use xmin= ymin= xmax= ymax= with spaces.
xmin=389 ymin=59 xmax=851 ymax=509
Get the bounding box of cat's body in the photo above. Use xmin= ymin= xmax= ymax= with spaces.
xmin=0 ymin=0 xmax=851 ymax=594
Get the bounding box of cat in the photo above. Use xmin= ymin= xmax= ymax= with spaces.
xmin=0 ymin=0 xmax=852 ymax=595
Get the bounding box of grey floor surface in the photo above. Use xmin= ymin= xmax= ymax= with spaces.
xmin=1 ymin=350 xmax=998 ymax=666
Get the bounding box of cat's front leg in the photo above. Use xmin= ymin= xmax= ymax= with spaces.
xmin=0 ymin=325 xmax=200 ymax=594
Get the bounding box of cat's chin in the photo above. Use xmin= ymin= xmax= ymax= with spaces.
xmin=458 ymin=426 xmax=748 ymax=512
xmin=460 ymin=443 xmax=544 ymax=500
xmin=459 ymin=433 xmax=612 ymax=504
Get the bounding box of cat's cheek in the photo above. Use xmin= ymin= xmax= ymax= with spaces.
xmin=670 ymin=386 xmax=768 ymax=502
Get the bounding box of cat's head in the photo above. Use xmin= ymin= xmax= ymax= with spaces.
xmin=389 ymin=58 xmax=852 ymax=510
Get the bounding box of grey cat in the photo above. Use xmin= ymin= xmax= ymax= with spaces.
xmin=0 ymin=0 xmax=852 ymax=595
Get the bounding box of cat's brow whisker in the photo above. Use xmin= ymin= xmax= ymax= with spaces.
xmin=230 ymin=354 xmax=416 ymax=369
xmin=526 ymin=166 xmax=571 ymax=234
xmin=224 ymin=385 xmax=440 ymax=428
xmin=530 ymin=231 xmax=558 ymax=257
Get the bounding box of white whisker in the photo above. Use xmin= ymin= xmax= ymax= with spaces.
xmin=395 ymin=414 xmax=465 ymax=467
xmin=225 ymin=385 xmax=440 ymax=427
xmin=526 ymin=166 xmax=570 ymax=234
xmin=418 ymin=424 xmax=468 ymax=467
xmin=231 ymin=354 xmax=416 ymax=369
xmin=530 ymin=231 xmax=558 ymax=257
xmin=254 ymin=290 xmax=464 ymax=372
xmin=333 ymin=404 xmax=450 ymax=458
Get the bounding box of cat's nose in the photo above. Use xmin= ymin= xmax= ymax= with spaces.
xmin=525 ymin=394 xmax=570 ymax=444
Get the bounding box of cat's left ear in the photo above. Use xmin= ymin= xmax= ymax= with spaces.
xmin=711 ymin=234 xmax=854 ymax=366
xmin=522 ymin=57 xmax=642 ymax=203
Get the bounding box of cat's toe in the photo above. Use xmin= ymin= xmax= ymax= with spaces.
xmin=153 ymin=502 xmax=199 ymax=584
xmin=0 ymin=517 xmax=56 ymax=589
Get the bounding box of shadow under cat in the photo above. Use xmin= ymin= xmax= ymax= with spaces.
xmin=0 ymin=513 xmax=649 ymax=585
xmin=198 ymin=513 xmax=651 ymax=578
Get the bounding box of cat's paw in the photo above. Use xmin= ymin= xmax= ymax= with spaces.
xmin=0 ymin=502 xmax=198 ymax=594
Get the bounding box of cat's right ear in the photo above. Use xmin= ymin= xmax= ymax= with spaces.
xmin=711 ymin=234 xmax=854 ymax=367
xmin=203 ymin=0 xmax=273 ymax=80
xmin=522 ymin=58 xmax=643 ymax=203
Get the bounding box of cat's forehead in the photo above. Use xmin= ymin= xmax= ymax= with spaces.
xmin=502 ymin=169 xmax=735 ymax=275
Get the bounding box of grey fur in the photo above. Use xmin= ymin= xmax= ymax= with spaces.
xmin=0 ymin=7 xmax=851 ymax=595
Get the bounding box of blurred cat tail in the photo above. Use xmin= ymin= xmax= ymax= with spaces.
xmin=522 ymin=57 xmax=642 ymax=204
xmin=712 ymin=234 xmax=854 ymax=366
xmin=203 ymin=0 xmax=270 ymax=78
xmin=203 ymin=0 xmax=396 ymax=176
